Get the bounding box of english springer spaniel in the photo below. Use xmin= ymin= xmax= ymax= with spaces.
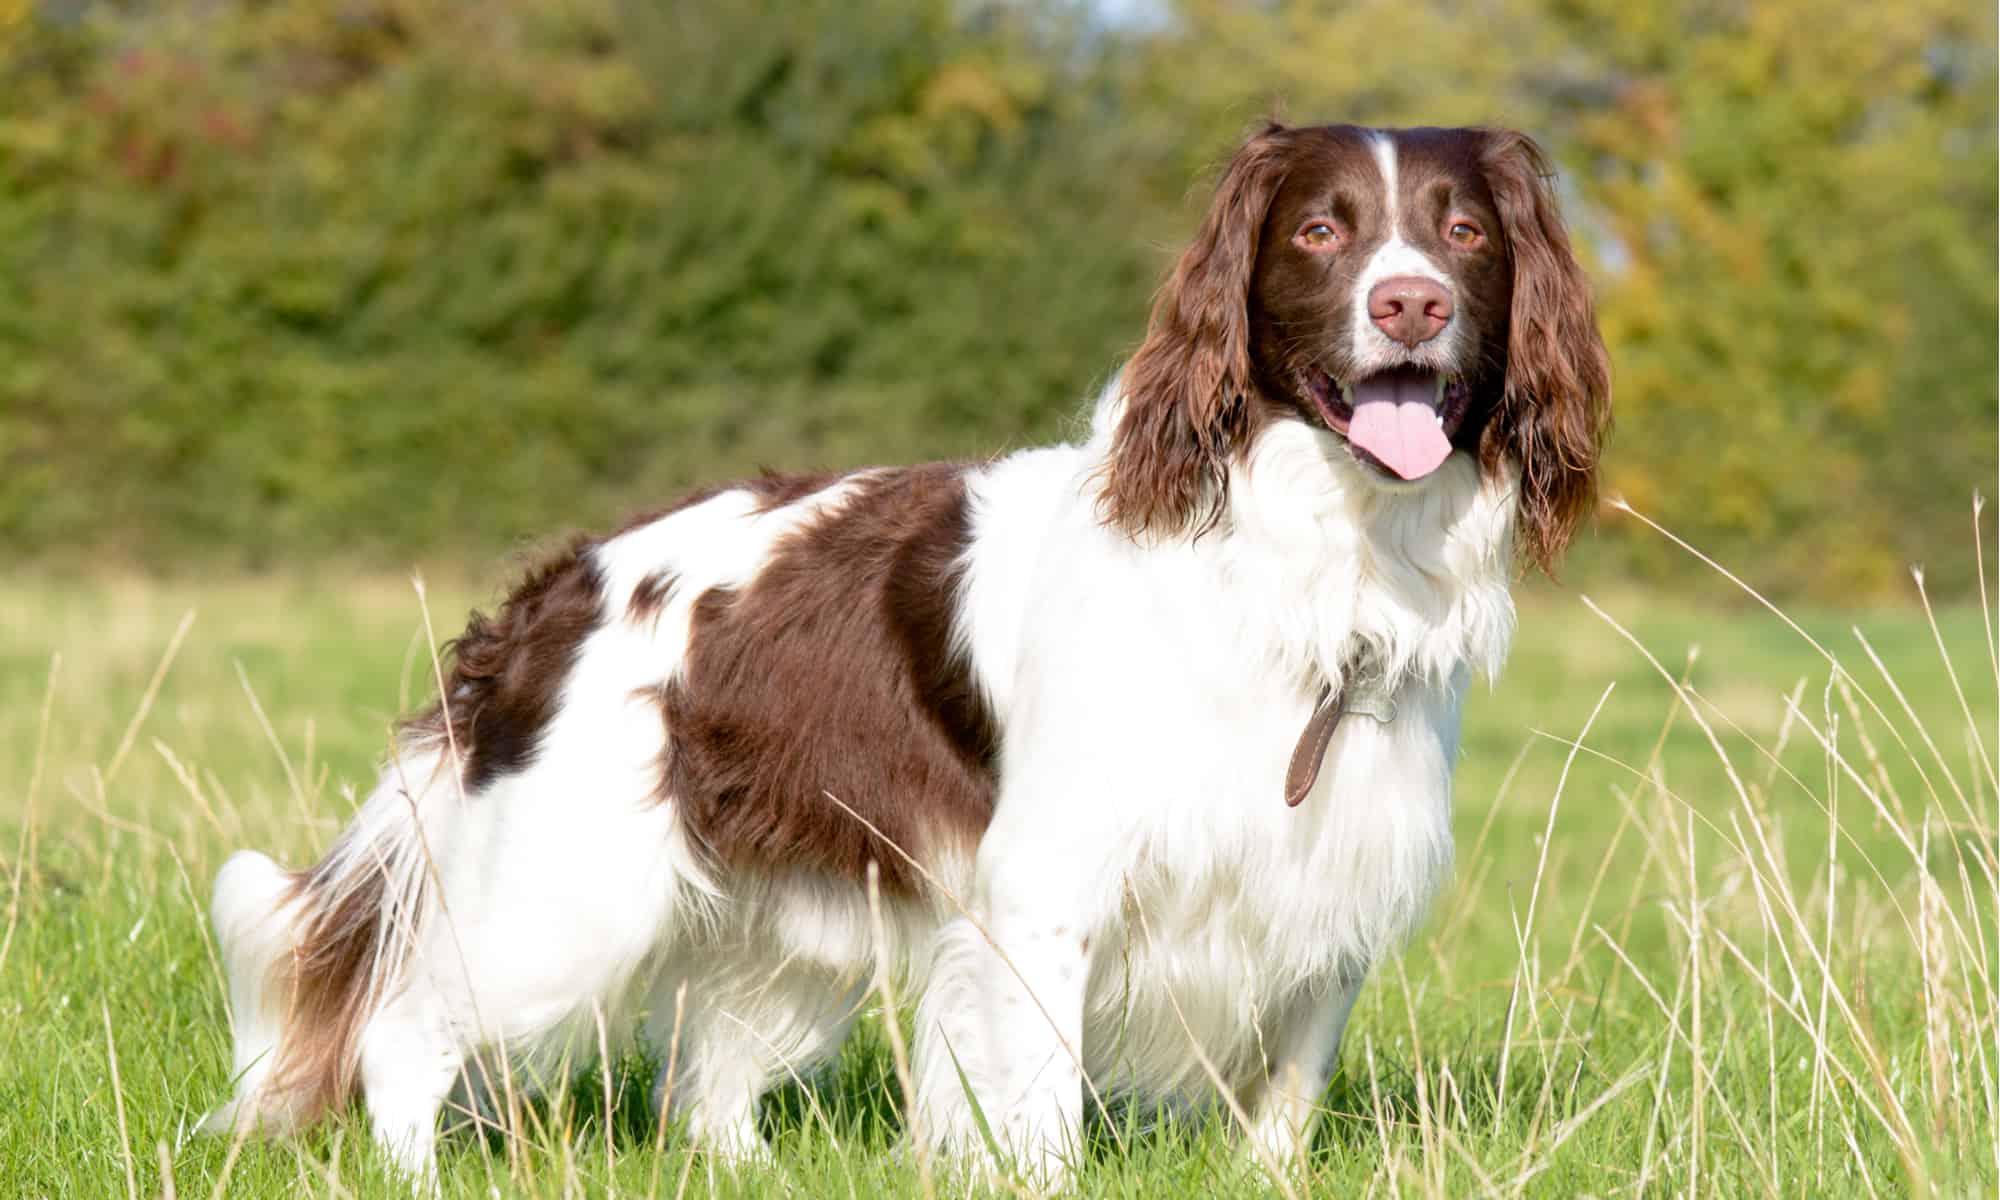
xmin=208 ymin=122 xmax=1610 ymax=1184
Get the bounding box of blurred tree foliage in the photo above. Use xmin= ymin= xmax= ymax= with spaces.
xmin=0 ymin=0 xmax=1991 ymax=599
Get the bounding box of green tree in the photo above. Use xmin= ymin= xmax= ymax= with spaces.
xmin=0 ymin=0 xmax=1992 ymax=599
xmin=1137 ymin=0 xmax=1997 ymax=599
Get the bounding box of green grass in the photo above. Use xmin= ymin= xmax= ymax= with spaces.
xmin=1 ymin=566 xmax=1994 ymax=1197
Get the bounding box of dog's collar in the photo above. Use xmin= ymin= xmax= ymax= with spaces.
xmin=1283 ymin=657 xmax=1399 ymax=808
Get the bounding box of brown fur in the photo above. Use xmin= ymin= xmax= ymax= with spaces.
xmin=1100 ymin=121 xmax=1294 ymax=537
xmin=1474 ymin=130 xmax=1613 ymax=572
xmin=628 ymin=570 xmax=678 ymax=624
xmin=411 ymin=541 xmax=608 ymax=791
xmin=1101 ymin=121 xmax=1610 ymax=573
xmin=239 ymin=122 xmax=1608 ymax=1132
xmin=263 ymin=546 xmax=615 ymax=1124
xmin=397 ymin=473 xmax=855 ymax=786
xmin=658 ymin=464 xmax=997 ymax=895
xmin=263 ymin=855 xmax=401 ymax=1124
xmin=254 ymin=471 xmax=868 ymax=1122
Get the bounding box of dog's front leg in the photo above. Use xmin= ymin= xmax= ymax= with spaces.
xmin=916 ymin=854 xmax=1094 ymax=1188
xmin=1242 ymin=969 xmax=1365 ymax=1173
xmin=988 ymin=878 xmax=1093 ymax=1186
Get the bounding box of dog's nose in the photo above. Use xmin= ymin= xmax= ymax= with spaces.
xmin=1368 ymin=276 xmax=1453 ymax=347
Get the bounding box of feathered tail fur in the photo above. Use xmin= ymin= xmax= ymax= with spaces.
xmin=205 ymin=741 xmax=453 ymax=1135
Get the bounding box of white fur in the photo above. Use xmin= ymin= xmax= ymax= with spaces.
xmin=210 ymin=380 xmax=1517 ymax=1185
xmin=912 ymin=390 xmax=1512 ymax=1179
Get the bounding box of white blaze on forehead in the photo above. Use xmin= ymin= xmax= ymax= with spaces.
xmin=1370 ymin=131 xmax=1401 ymax=239
xmin=1351 ymin=129 xmax=1458 ymax=369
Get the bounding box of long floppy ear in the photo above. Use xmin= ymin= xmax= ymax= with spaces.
xmin=1100 ymin=124 xmax=1292 ymax=537
xmin=1479 ymin=130 xmax=1613 ymax=574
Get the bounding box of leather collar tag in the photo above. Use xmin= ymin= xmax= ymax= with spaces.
xmin=1283 ymin=683 xmax=1344 ymax=808
xmin=1284 ymin=666 xmax=1401 ymax=807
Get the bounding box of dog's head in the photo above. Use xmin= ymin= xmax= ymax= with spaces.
xmin=1103 ymin=122 xmax=1612 ymax=572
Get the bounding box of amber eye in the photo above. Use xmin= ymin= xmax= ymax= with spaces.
xmin=1296 ymin=221 xmax=1341 ymax=249
xmin=1448 ymin=221 xmax=1483 ymax=246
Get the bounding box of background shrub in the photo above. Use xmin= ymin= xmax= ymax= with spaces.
xmin=0 ymin=0 xmax=1991 ymax=598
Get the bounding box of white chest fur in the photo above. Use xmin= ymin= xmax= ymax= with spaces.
xmin=955 ymin=411 xmax=1517 ymax=1105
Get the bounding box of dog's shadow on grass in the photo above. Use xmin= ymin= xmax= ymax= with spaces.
xmin=443 ymin=1041 xmax=912 ymax=1162
xmin=453 ymin=1039 xmax=1585 ymax=1179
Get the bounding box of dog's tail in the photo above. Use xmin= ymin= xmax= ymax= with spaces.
xmin=205 ymin=739 xmax=456 ymax=1136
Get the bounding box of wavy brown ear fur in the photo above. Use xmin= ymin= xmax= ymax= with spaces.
xmin=1101 ymin=123 xmax=1292 ymax=537
xmin=1478 ymin=130 xmax=1612 ymax=574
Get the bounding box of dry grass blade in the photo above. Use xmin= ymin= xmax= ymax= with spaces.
xmin=105 ymin=607 xmax=195 ymax=785
xmin=711 ymin=1006 xmax=846 ymax=1151
xmin=103 ymin=1000 xmax=138 ymax=1200
xmin=205 ymin=1113 xmax=253 ymax=1200
xmin=647 ymin=981 xmax=688 ymax=1200
xmin=593 ymin=1000 xmax=616 ymax=1187
xmin=1499 ymin=1066 xmax=1647 ymax=1192
xmin=411 ymin=574 xmax=471 ymax=810
xmin=1580 ymin=596 xmax=1755 ymax=813
xmin=404 ymin=578 xmax=530 ymax=1181
xmin=1972 ymin=493 xmax=1998 ymax=682
xmin=1852 ymin=627 xmax=1972 ymax=823
xmin=157 ymin=1139 xmax=177 ymax=1200
xmin=866 ymin=862 xmax=936 ymax=1200
xmin=1126 ymin=894 xmax=1302 ymax=1200
xmin=1494 ymin=682 xmax=1614 ymax=1133
xmin=1608 ymin=497 xmax=1938 ymax=769
xmin=234 ymin=660 xmax=312 ymax=825
xmin=1608 ymin=499 xmax=1844 ymax=665
xmin=8 ymin=566 xmax=1995 ymax=1194
xmin=153 ymin=739 xmax=229 ymax=839
xmin=0 ymin=652 xmax=58 ymax=974
xmin=1685 ymin=808 xmax=1705 ymax=1200
xmin=1912 ymin=566 xmax=1998 ymax=793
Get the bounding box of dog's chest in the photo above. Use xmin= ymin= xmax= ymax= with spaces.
xmin=1075 ymin=676 xmax=1461 ymax=1094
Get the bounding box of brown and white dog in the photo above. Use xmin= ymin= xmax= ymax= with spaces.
xmin=208 ymin=122 xmax=1609 ymax=1184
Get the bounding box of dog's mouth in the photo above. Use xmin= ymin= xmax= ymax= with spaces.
xmin=1301 ymin=366 xmax=1472 ymax=482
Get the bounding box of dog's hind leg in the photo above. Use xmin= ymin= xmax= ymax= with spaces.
xmin=358 ymin=990 xmax=464 ymax=1180
xmin=366 ymin=715 xmax=712 ymax=1172
xmin=206 ymin=745 xmax=463 ymax=1149
xmin=643 ymin=954 xmax=868 ymax=1159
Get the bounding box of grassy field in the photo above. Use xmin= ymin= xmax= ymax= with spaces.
xmin=1 ymin=561 xmax=1994 ymax=1197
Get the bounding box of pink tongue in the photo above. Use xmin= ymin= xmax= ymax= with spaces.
xmin=1346 ymin=373 xmax=1451 ymax=480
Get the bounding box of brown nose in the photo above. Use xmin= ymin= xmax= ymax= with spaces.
xmin=1368 ymin=276 xmax=1453 ymax=347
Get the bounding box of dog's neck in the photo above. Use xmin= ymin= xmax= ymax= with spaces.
xmin=1222 ymin=416 xmax=1519 ymax=695
xmin=1082 ymin=377 xmax=1517 ymax=695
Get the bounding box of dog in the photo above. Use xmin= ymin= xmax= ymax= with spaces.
xmin=207 ymin=121 xmax=1610 ymax=1184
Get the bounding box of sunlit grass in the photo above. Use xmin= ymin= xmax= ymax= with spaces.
xmin=1 ymin=511 xmax=1994 ymax=1196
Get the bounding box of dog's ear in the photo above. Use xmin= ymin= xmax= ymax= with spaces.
xmin=1101 ymin=123 xmax=1292 ymax=537
xmin=1478 ymin=130 xmax=1612 ymax=574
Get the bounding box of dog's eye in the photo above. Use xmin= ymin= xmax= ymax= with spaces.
xmin=1447 ymin=221 xmax=1483 ymax=246
xmin=1295 ymin=221 xmax=1341 ymax=249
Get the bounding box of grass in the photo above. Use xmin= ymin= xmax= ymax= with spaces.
xmin=1 ymin=526 xmax=1995 ymax=1197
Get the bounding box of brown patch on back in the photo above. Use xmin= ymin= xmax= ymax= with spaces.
xmin=658 ymin=464 xmax=997 ymax=895
xmin=403 ymin=471 xmax=858 ymax=794
xmin=407 ymin=541 xmax=608 ymax=791
xmin=264 ymin=538 xmax=609 ymax=1123
xmin=264 ymin=472 xmax=842 ymax=1119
